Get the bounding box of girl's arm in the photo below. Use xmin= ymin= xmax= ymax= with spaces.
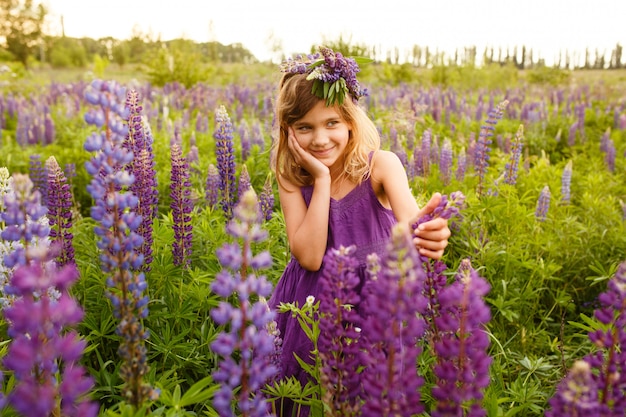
xmin=371 ymin=150 xmax=450 ymax=259
xmin=278 ymin=175 xmax=331 ymax=271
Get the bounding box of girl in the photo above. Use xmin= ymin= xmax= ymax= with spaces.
xmin=269 ymin=47 xmax=451 ymax=416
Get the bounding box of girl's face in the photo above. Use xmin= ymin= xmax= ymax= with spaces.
xmin=291 ymin=100 xmax=351 ymax=171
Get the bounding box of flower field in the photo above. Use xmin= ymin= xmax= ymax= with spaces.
xmin=1 ymin=63 xmax=626 ymax=416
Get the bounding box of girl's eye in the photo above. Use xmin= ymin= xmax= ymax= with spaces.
xmin=297 ymin=126 xmax=310 ymax=132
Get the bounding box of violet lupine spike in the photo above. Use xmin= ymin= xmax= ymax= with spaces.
xmin=237 ymin=164 xmax=252 ymax=202
xmin=214 ymin=105 xmax=237 ymax=220
xmin=2 ymin=263 xmax=98 ymax=417
xmin=535 ymin=185 xmax=551 ymax=221
xmin=45 ymin=156 xmax=75 ymax=267
xmin=29 ymin=154 xmax=48 ymax=207
xmin=580 ymin=261 xmax=626 ymax=415
xmin=317 ymin=245 xmax=364 ymax=416
xmin=205 ymin=163 xmax=220 ymax=209
xmin=170 ymin=143 xmax=193 ymax=269
xmin=84 ymin=79 xmax=158 ymax=407
xmin=258 ymin=173 xmax=274 ymax=221
xmin=359 ymin=224 xmax=428 ymax=417
xmin=545 ymin=360 xmax=600 ymax=417
xmin=561 ymin=160 xmax=573 ymax=205
xmin=431 ymin=258 xmax=492 ymax=417
xmin=210 ymin=189 xmax=278 ymax=417
xmin=503 ymin=124 xmax=524 ymax=186
xmin=455 ymin=147 xmax=467 ymax=182
xmin=439 ymin=138 xmax=453 ymax=185
xmin=604 ymin=139 xmax=616 ymax=173
xmin=475 ymin=100 xmax=509 ymax=196
xmin=238 ymin=119 xmax=251 ymax=161
xmin=123 ymin=89 xmax=159 ymax=271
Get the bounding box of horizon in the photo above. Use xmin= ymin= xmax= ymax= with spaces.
xmin=42 ymin=0 xmax=626 ymax=66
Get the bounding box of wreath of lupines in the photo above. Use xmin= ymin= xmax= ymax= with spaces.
xmin=280 ymin=46 xmax=370 ymax=106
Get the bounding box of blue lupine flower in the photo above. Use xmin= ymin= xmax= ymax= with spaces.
xmin=45 ymin=156 xmax=75 ymax=267
xmin=258 ymin=173 xmax=274 ymax=221
xmin=561 ymin=160 xmax=573 ymax=204
xmin=503 ymin=124 xmax=524 ymax=185
xmin=535 ymin=185 xmax=551 ymax=221
xmin=475 ymin=100 xmax=508 ymax=196
xmin=215 ymin=105 xmax=237 ymax=220
xmin=210 ymin=189 xmax=278 ymax=417
xmin=170 ymin=143 xmax=193 ymax=269
xmin=205 ymin=163 xmax=220 ymax=209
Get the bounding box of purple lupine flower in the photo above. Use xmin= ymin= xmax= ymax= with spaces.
xmin=1 ymin=173 xmax=50 ymax=268
xmin=123 ymin=89 xmax=159 ymax=271
xmin=170 ymin=143 xmax=193 ymax=269
xmin=535 ymin=185 xmax=551 ymax=221
xmin=439 ymin=138 xmax=453 ymax=185
xmin=0 ymin=167 xmax=11 ymax=213
xmin=604 ymin=138 xmax=615 ymax=172
xmin=431 ymin=259 xmax=492 ymax=417
xmin=205 ymin=163 xmax=220 ymax=209
xmin=237 ymin=164 xmax=252 ymax=203
xmin=238 ymin=119 xmax=251 ymax=161
xmin=561 ymin=160 xmax=573 ymax=204
xmin=84 ymin=79 xmax=157 ymax=407
xmin=503 ymin=124 xmax=524 ymax=185
xmin=545 ymin=360 xmax=599 ymax=417
xmin=599 ymin=127 xmax=611 ymax=153
xmin=29 ymin=154 xmax=48 ymax=207
xmin=214 ymin=105 xmax=237 ymax=220
xmin=258 ymin=173 xmax=274 ymax=221
xmin=359 ymin=224 xmax=428 ymax=417
xmin=45 ymin=156 xmax=75 ymax=267
xmin=582 ymin=261 xmax=626 ymax=415
xmin=420 ymin=129 xmax=432 ymax=176
xmin=2 ymin=263 xmax=98 ymax=417
xmin=318 ymin=245 xmax=364 ymax=415
xmin=210 ymin=189 xmax=278 ymax=417
xmin=475 ymin=100 xmax=508 ymax=196
xmin=455 ymin=147 xmax=467 ymax=182
xmin=567 ymin=121 xmax=578 ymax=147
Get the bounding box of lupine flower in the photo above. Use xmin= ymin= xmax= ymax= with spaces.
xmin=359 ymin=223 xmax=428 ymax=417
xmin=123 ymin=89 xmax=158 ymax=271
xmin=29 ymin=154 xmax=47 ymax=207
xmin=604 ymin=139 xmax=615 ymax=172
xmin=581 ymin=261 xmax=626 ymax=415
xmin=535 ymin=185 xmax=551 ymax=221
xmin=317 ymin=245 xmax=364 ymax=416
xmin=0 ymin=167 xmax=10 ymax=212
xmin=170 ymin=143 xmax=193 ymax=269
xmin=45 ymin=156 xmax=75 ymax=267
xmin=475 ymin=100 xmax=508 ymax=196
xmin=215 ymin=105 xmax=237 ymax=220
xmin=84 ymin=79 xmax=157 ymax=407
xmin=503 ymin=124 xmax=524 ymax=185
xmin=239 ymin=119 xmax=251 ymax=161
xmin=545 ymin=360 xmax=599 ymax=417
xmin=238 ymin=164 xmax=252 ymax=202
xmin=258 ymin=173 xmax=274 ymax=221
xmin=2 ymin=263 xmax=98 ymax=417
xmin=439 ymin=138 xmax=453 ymax=185
xmin=561 ymin=160 xmax=573 ymax=204
xmin=210 ymin=189 xmax=278 ymax=417
xmin=455 ymin=147 xmax=467 ymax=182
xmin=431 ymin=259 xmax=492 ymax=417
xmin=205 ymin=163 xmax=220 ymax=208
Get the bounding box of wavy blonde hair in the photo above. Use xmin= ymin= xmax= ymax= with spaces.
xmin=271 ymin=73 xmax=380 ymax=189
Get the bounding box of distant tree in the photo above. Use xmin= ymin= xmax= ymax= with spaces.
xmin=0 ymin=0 xmax=46 ymax=68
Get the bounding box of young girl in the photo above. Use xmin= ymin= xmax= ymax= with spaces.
xmin=268 ymin=47 xmax=451 ymax=415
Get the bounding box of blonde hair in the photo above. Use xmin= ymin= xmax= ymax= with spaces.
xmin=271 ymin=73 xmax=380 ymax=188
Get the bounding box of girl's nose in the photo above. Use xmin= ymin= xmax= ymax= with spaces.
xmin=311 ymin=131 xmax=328 ymax=147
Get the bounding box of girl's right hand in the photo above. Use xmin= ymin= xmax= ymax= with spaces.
xmin=288 ymin=128 xmax=330 ymax=179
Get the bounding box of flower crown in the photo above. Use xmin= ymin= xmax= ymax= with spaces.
xmin=280 ymin=46 xmax=371 ymax=106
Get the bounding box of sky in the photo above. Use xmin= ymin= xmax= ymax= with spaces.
xmin=42 ymin=0 xmax=626 ymax=65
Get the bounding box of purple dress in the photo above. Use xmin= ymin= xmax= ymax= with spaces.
xmin=268 ymin=174 xmax=396 ymax=415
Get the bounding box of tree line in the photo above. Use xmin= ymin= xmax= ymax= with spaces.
xmin=1 ymin=0 xmax=623 ymax=70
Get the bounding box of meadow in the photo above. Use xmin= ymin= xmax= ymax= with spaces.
xmin=0 ymin=61 xmax=625 ymax=416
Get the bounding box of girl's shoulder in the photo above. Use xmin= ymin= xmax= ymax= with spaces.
xmin=370 ymin=150 xmax=404 ymax=178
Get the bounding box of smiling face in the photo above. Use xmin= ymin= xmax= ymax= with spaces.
xmin=292 ymin=100 xmax=351 ymax=174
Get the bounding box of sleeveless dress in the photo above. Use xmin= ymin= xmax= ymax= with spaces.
xmin=268 ymin=173 xmax=397 ymax=416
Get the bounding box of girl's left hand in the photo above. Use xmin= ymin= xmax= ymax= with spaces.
xmin=412 ymin=193 xmax=451 ymax=260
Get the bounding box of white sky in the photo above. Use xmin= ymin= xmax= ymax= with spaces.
xmin=43 ymin=0 xmax=626 ymax=64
